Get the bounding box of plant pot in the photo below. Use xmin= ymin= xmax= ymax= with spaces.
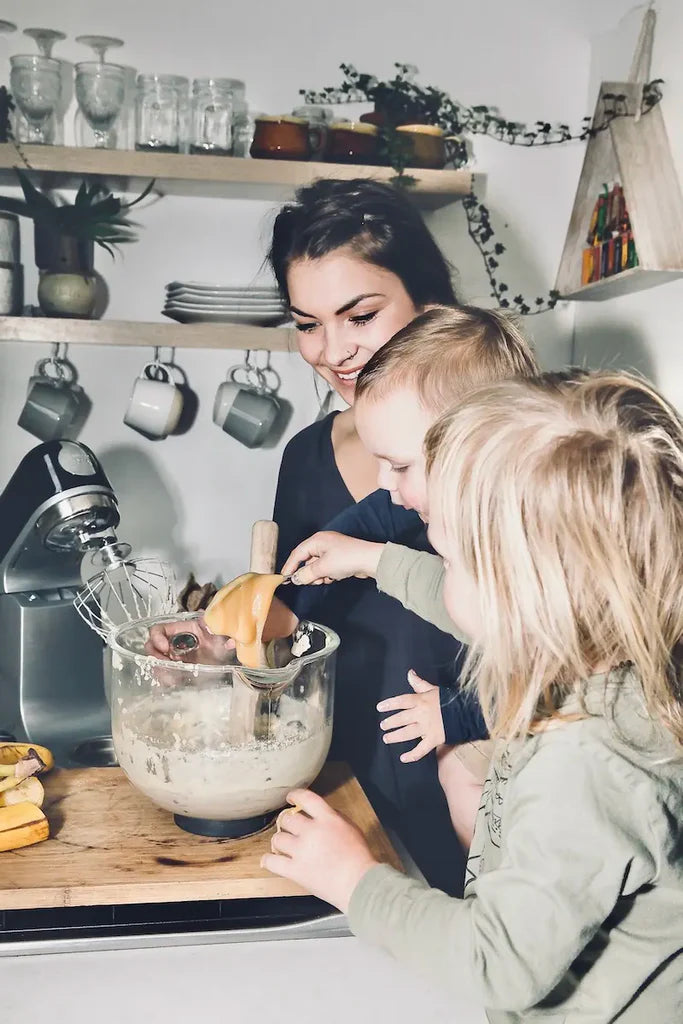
xmin=37 ymin=272 xmax=98 ymax=319
xmin=33 ymin=224 xmax=94 ymax=273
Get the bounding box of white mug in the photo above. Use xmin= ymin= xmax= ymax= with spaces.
xmin=124 ymin=362 xmax=183 ymax=439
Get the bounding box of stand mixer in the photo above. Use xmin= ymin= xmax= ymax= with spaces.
xmin=0 ymin=440 xmax=174 ymax=767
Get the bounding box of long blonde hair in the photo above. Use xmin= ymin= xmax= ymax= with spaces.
xmin=425 ymin=369 xmax=683 ymax=744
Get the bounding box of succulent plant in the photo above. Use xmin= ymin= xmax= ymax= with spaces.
xmin=0 ymin=168 xmax=154 ymax=257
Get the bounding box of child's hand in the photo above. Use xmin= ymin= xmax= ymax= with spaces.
xmin=282 ymin=532 xmax=384 ymax=586
xmin=377 ymin=670 xmax=446 ymax=762
xmin=260 ymin=789 xmax=379 ymax=912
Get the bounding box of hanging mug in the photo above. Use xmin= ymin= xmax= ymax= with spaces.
xmin=213 ymin=362 xmax=281 ymax=449
xmin=17 ymin=356 xmax=87 ymax=441
xmin=124 ymin=361 xmax=184 ymax=439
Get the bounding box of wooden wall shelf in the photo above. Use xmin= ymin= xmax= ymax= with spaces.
xmin=0 ymin=144 xmax=472 ymax=209
xmin=559 ymin=266 xmax=683 ymax=301
xmin=555 ymin=81 xmax=683 ymax=301
xmin=0 ymin=316 xmax=294 ymax=351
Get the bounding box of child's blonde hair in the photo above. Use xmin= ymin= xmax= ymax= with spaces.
xmin=354 ymin=304 xmax=539 ymax=411
xmin=425 ymin=369 xmax=683 ymax=745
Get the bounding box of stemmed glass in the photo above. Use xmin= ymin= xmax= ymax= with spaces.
xmin=75 ymin=35 xmax=124 ymax=63
xmin=74 ymin=36 xmax=126 ymax=149
xmin=75 ymin=62 xmax=125 ymax=148
xmin=22 ymin=28 xmax=67 ymax=58
xmin=9 ymin=55 xmax=62 ymax=145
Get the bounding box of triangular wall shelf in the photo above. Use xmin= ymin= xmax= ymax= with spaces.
xmin=555 ymin=81 xmax=683 ymax=301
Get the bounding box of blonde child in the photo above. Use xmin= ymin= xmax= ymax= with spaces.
xmin=283 ymin=304 xmax=539 ymax=848
xmin=268 ymin=369 xmax=683 ymax=1021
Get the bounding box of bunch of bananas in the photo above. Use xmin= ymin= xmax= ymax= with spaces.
xmin=0 ymin=743 xmax=53 ymax=851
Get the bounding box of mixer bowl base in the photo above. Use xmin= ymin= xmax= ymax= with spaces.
xmin=173 ymin=811 xmax=277 ymax=839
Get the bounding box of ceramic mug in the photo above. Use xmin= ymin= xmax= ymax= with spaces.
xmin=17 ymin=357 xmax=86 ymax=441
xmin=124 ymin=362 xmax=184 ymax=439
xmin=213 ymin=371 xmax=280 ymax=449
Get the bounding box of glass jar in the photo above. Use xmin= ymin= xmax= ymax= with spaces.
xmin=292 ymin=104 xmax=333 ymax=161
xmin=108 ymin=614 xmax=339 ymax=837
xmin=327 ymin=121 xmax=378 ymax=165
xmin=191 ymin=78 xmax=233 ymax=156
xmin=395 ymin=124 xmax=446 ymax=169
xmin=250 ymin=115 xmax=309 ymax=160
xmin=135 ymin=74 xmax=189 ymax=153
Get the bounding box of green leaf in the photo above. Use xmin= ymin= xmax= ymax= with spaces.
xmin=16 ymin=168 xmax=57 ymax=219
xmin=123 ymin=179 xmax=156 ymax=209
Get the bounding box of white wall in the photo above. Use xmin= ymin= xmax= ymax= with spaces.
xmin=574 ymin=1 xmax=683 ymax=410
xmin=0 ymin=0 xmax=620 ymax=582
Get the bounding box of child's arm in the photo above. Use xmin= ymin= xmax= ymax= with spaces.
xmin=325 ymin=488 xmax=423 ymax=544
xmin=264 ymin=733 xmax=659 ymax=1013
xmin=281 ymin=531 xmax=384 ymax=584
xmin=376 ymin=543 xmax=466 ymax=640
xmin=283 ymin=535 xmax=467 ymax=640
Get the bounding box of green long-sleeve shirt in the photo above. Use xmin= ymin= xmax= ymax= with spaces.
xmin=347 ymin=543 xmax=683 ymax=1022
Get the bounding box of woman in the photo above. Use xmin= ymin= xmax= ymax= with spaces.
xmin=268 ymin=179 xmax=469 ymax=892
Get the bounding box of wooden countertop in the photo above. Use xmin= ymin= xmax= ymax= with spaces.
xmin=0 ymin=762 xmax=401 ymax=911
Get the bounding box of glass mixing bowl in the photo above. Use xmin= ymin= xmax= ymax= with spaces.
xmin=107 ymin=613 xmax=339 ymax=837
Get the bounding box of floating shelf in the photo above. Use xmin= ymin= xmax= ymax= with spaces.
xmin=560 ymin=266 xmax=683 ymax=301
xmin=0 ymin=144 xmax=472 ymax=209
xmin=555 ymin=81 xmax=683 ymax=301
xmin=0 ymin=316 xmax=294 ymax=351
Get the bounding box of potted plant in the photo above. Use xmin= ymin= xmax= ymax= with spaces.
xmin=0 ymin=169 xmax=153 ymax=318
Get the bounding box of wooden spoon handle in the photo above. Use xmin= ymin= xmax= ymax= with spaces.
xmin=250 ymin=520 xmax=279 ymax=575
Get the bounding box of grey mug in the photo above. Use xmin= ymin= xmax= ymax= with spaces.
xmin=213 ymin=379 xmax=280 ymax=448
xmin=17 ymin=358 xmax=85 ymax=441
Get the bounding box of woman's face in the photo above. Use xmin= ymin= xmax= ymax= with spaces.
xmin=286 ymin=250 xmax=419 ymax=405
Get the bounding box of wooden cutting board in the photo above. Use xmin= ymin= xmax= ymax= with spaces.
xmin=0 ymin=762 xmax=402 ymax=911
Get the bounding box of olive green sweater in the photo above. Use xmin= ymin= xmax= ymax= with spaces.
xmin=347 ymin=543 xmax=683 ymax=1023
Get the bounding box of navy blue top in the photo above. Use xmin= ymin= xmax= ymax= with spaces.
xmin=273 ymin=413 xmax=484 ymax=894
xmin=326 ymin=488 xmax=487 ymax=746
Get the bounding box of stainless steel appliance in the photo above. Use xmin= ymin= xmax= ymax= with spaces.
xmin=0 ymin=440 xmax=121 ymax=767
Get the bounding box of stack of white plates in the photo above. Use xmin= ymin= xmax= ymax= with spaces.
xmin=162 ymin=282 xmax=288 ymax=326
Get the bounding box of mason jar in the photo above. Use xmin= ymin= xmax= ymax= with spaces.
xmin=135 ymin=74 xmax=189 ymax=153
xmin=191 ymin=78 xmax=233 ymax=155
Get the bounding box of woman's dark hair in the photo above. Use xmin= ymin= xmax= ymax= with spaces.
xmin=268 ymin=178 xmax=458 ymax=307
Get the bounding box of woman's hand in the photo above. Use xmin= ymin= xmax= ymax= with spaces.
xmin=282 ymin=532 xmax=384 ymax=586
xmin=377 ymin=670 xmax=446 ymax=762
xmin=145 ymin=615 xmax=237 ymax=663
xmin=261 ymin=789 xmax=378 ymax=912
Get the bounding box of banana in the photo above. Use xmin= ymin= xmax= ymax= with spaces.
xmin=0 ymin=801 xmax=49 ymax=852
xmin=0 ymin=776 xmax=44 ymax=809
xmin=0 ymin=742 xmax=54 ymax=773
xmin=0 ymin=774 xmax=22 ymax=794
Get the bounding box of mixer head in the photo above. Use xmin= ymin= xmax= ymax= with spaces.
xmin=0 ymin=440 xmax=121 ymax=595
xmin=74 ymin=542 xmax=177 ymax=639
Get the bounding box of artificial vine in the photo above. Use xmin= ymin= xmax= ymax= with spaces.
xmin=302 ymin=64 xmax=664 ymax=315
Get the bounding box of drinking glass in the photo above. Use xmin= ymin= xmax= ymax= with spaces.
xmin=75 ymin=61 xmax=125 ymax=148
xmin=23 ymin=28 xmax=66 ymax=58
xmin=9 ymin=55 xmax=62 ymax=145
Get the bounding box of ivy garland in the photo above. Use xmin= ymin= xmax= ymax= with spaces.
xmin=302 ymin=64 xmax=664 ymax=316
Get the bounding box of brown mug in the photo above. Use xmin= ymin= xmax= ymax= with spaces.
xmin=326 ymin=121 xmax=379 ymax=165
xmin=250 ymin=116 xmax=309 ymax=160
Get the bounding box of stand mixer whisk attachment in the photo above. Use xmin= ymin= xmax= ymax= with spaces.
xmin=74 ymin=541 xmax=177 ymax=639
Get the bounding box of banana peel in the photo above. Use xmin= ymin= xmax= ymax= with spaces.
xmin=0 ymin=801 xmax=49 ymax=852
xmin=0 ymin=742 xmax=54 ymax=773
xmin=0 ymin=775 xmax=44 ymax=808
